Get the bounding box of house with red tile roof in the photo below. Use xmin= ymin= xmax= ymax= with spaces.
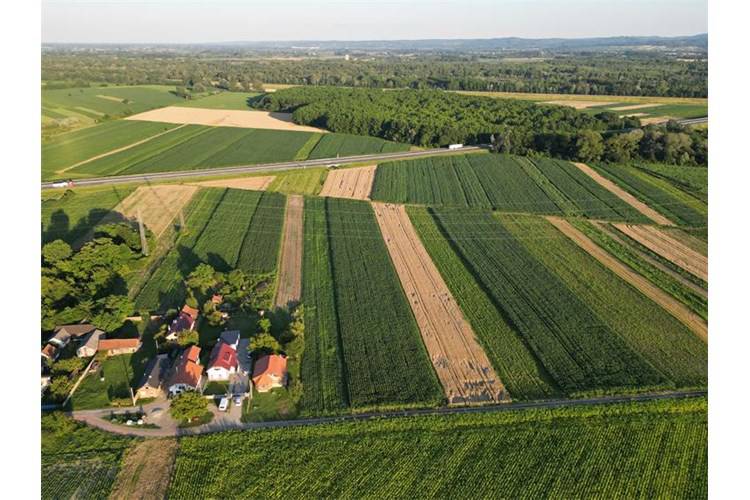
xmin=252 ymin=354 xmax=288 ymax=393
xmin=166 ymin=305 xmax=200 ymax=341
xmin=41 ymin=343 xmax=59 ymax=361
xmin=98 ymin=337 xmax=141 ymax=356
xmin=168 ymin=345 xmax=203 ymax=396
xmin=207 ymin=342 xmax=238 ymax=381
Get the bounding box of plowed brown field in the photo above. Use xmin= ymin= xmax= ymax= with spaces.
xmin=572 ymin=162 xmax=674 ymax=226
xmin=109 ymin=438 xmax=178 ymax=500
xmin=274 ymin=195 xmax=304 ymax=309
xmin=614 ymin=223 xmax=708 ymax=281
xmin=373 ymin=202 xmax=509 ymax=404
xmin=548 ymin=217 xmax=707 ymax=342
xmin=319 ymin=166 xmax=376 ymax=200
xmin=189 ymin=176 xmax=274 ymax=191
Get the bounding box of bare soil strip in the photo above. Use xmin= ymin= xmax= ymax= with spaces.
xmin=547 ymin=217 xmax=707 ymax=342
xmin=373 ymin=202 xmax=510 ymax=404
xmin=591 ymin=221 xmax=707 ymax=298
xmin=641 ymin=116 xmax=672 ymax=125
xmin=613 ymin=224 xmax=708 ymax=281
xmin=542 ymin=99 xmax=616 ymax=109
xmin=109 ymin=438 xmax=178 ymax=500
xmin=274 ymin=195 xmax=304 ymax=309
xmin=572 ymin=162 xmax=675 ymax=226
xmin=188 ymin=175 xmax=275 ymax=191
xmin=56 ymin=124 xmax=189 ymax=174
xmin=610 ymin=103 xmax=661 ymax=111
xmin=97 ymin=94 xmax=126 ymax=103
xmin=126 ymin=106 xmax=326 ymax=132
xmin=319 ymin=166 xmax=376 ymax=200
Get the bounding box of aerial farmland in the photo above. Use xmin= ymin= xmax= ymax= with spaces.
xmin=39 ymin=31 xmax=711 ymax=498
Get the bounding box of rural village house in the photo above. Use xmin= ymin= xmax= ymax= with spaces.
xmin=167 ymin=345 xmax=203 ymax=396
xmin=136 ymin=354 xmax=172 ymax=400
xmin=40 ymin=344 xmax=59 ymax=361
xmin=252 ymin=354 xmax=288 ymax=393
xmin=206 ymin=330 xmax=242 ymax=381
xmin=76 ymin=329 xmax=104 ymax=358
xmin=166 ymin=305 xmax=200 ymax=341
xmin=98 ymin=337 xmax=141 ymax=356
xmin=49 ymin=324 xmax=99 ymax=348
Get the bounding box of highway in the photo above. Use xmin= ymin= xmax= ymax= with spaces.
xmin=41 ymin=145 xmax=484 ymax=189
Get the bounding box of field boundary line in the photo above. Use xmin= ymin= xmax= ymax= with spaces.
xmin=56 ymin=124 xmax=189 ymax=174
xmin=546 ymin=216 xmax=707 ymax=342
xmin=572 ymin=162 xmax=675 ymax=226
xmin=274 ymin=195 xmax=304 ymax=308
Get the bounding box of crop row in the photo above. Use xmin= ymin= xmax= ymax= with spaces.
xmin=499 ymin=213 xmax=707 ymax=388
xmin=236 ymin=191 xmax=286 ymax=274
xmin=430 ymin=208 xmax=667 ymax=395
xmin=301 ymin=198 xmax=442 ymax=409
xmin=168 ymin=397 xmax=707 ymax=499
xmin=307 ymin=132 xmax=410 ymax=159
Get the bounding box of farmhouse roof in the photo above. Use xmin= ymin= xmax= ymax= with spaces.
xmin=169 ymin=346 xmax=203 ymax=388
xmin=54 ymin=324 xmax=98 ymax=337
xmin=208 ymin=342 xmax=238 ymax=372
xmin=41 ymin=344 xmax=58 ymax=359
xmin=211 ymin=294 xmax=223 ymax=304
xmin=138 ymin=354 xmax=171 ymax=390
xmin=79 ymin=329 xmax=104 ymax=351
xmin=252 ymin=354 xmax=287 ymax=381
xmin=181 ymin=305 xmax=200 ymax=320
xmin=98 ymin=338 xmax=141 ymax=351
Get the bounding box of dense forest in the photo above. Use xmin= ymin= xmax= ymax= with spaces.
xmin=42 ymin=51 xmax=707 ymax=97
xmin=257 ymin=87 xmax=707 ymax=165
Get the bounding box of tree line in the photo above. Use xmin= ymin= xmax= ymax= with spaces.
xmin=257 ymin=87 xmax=707 ymax=166
xmin=41 ymin=51 xmax=707 ymax=98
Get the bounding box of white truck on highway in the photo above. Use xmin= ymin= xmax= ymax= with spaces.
xmin=448 ymin=144 xmax=463 ymax=150
xmin=51 ymin=180 xmax=75 ymax=188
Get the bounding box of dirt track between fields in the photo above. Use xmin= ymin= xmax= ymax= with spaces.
xmin=373 ymin=202 xmax=509 ymax=404
xmin=610 ymin=103 xmax=660 ymax=111
xmin=126 ymin=106 xmax=326 ymax=132
xmin=188 ymin=175 xmax=275 ymax=191
xmin=613 ymin=224 xmax=708 ymax=281
xmin=274 ymin=195 xmax=304 ymax=309
xmin=319 ymin=166 xmax=376 ymax=200
xmin=547 ymin=217 xmax=707 ymax=342
xmin=109 ymin=438 xmax=178 ymax=500
xmin=572 ymin=162 xmax=675 ymax=226
xmin=542 ymin=99 xmax=616 ymax=109
xmin=56 ymin=124 xmax=189 ymax=174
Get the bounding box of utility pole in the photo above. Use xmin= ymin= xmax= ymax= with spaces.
xmin=137 ymin=208 xmax=149 ymax=257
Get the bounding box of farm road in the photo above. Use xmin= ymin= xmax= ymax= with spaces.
xmin=68 ymin=389 xmax=706 ymax=438
xmin=42 ymin=146 xmax=483 ymax=189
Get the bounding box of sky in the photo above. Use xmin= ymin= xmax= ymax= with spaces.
xmin=42 ymin=0 xmax=708 ymax=43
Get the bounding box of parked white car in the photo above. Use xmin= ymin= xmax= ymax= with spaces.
xmin=219 ymin=397 xmax=229 ymax=412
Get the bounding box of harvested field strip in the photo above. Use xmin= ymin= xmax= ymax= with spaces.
xmin=42 ymin=120 xmax=177 ymax=179
xmin=109 ymin=439 xmax=178 ymax=500
xmin=299 ymin=197 xmax=348 ymax=413
xmin=546 ymin=217 xmax=707 ymax=341
xmin=433 ymin=208 xmax=665 ymax=395
xmin=42 ymin=185 xmax=136 ymax=245
xmin=237 ymin=191 xmax=286 ymax=275
xmin=613 ymin=224 xmax=708 ymax=281
xmin=127 ymin=106 xmax=326 ymax=132
xmin=407 ymin=206 xmax=557 ymax=400
xmin=168 ymin=398 xmax=707 ymax=499
xmin=189 ymin=176 xmax=275 ymax=191
xmin=591 ymin=163 xmax=707 ymax=227
xmin=70 ymin=125 xmax=212 ymax=176
xmin=319 ymin=166 xmax=376 ymax=200
xmin=326 ymin=198 xmax=443 ymax=407
xmin=275 ymin=195 xmax=304 ymax=309
xmin=133 ymin=188 xmax=227 ymax=311
xmin=373 ymin=203 xmax=508 ymax=404
xmin=112 ymin=184 xmax=198 ymax=239
xmin=572 ymin=162 xmax=674 ymax=225
xmin=500 ymin=214 xmax=707 ymax=388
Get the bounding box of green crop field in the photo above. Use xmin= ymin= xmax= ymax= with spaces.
xmin=307 ymin=132 xmax=410 ymax=159
xmin=236 ymin=191 xmax=286 ymax=274
xmin=42 ymin=120 xmax=177 ymax=179
xmin=168 ymin=397 xmax=707 ymax=499
xmin=42 ymin=84 xmax=184 ymax=124
xmin=65 ymin=126 xmax=315 ymax=177
xmin=175 ymin=91 xmax=260 ymax=110
xmin=592 ymin=163 xmax=708 ymax=227
xmin=407 ymin=206 xmax=557 ymax=400
xmin=500 ymin=213 xmax=707 ymax=389
xmin=635 ymin=163 xmax=708 ymax=202
xmin=42 ymin=413 xmax=135 ymax=500
xmin=42 ymin=185 xmax=136 ymax=245
xmin=268 ymin=168 xmax=328 ymax=195
xmin=372 ymin=154 xmax=651 ymax=220
xmin=431 ymin=208 xmax=666 ymax=396
xmin=301 ymin=198 xmax=442 ymax=409
xmin=299 ymin=197 xmax=348 ymax=414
